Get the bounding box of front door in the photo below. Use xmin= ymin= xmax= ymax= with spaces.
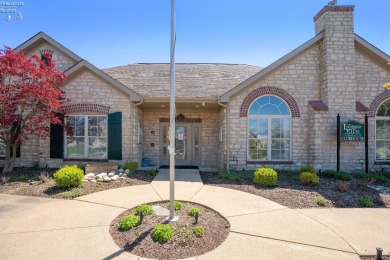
xmin=160 ymin=123 xmax=201 ymax=166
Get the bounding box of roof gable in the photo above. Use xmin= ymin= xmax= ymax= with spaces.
xmin=65 ymin=60 xmax=141 ymax=102
xmin=219 ymin=32 xmax=324 ymax=102
xmin=15 ymin=32 xmax=82 ymax=62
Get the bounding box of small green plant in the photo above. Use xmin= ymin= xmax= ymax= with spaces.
xmin=148 ymin=170 xmax=157 ymax=177
xmin=253 ymin=168 xmax=278 ymax=187
xmin=124 ymin=161 xmax=139 ymax=172
xmin=175 ymin=222 xmax=193 ymax=246
xmin=151 ymin=224 xmax=173 ymax=243
xmin=119 ymin=214 xmax=141 ymax=230
xmin=62 ymin=188 xmax=85 ymax=199
xmin=96 ymin=181 xmax=104 ymax=187
xmin=299 ymin=166 xmax=315 ymax=174
xmin=174 ymin=201 xmax=183 ymax=211
xmin=321 ymin=170 xmax=352 ymax=181
xmin=316 ymin=198 xmax=325 ymax=207
xmin=76 ymin=164 xmax=86 ymax=172
xmin=357 ymin=197 xmax=374 ymax=207
xmin=300 ymin=172 xmax=320 ymax=185
xmin=218 ymin=170 xmax=241 ymax=181
xmin=135 ymin=204 xmax=153 ymax=216
xmin=193 ymin=225 xmax=204 ymax=237
xmin=54 ymin=165 xmax=84 ymax=188
xmin=355 ymin=173 xmax=389 ymax=183
xmin=187 ymin=207 xmax=202 ymax=217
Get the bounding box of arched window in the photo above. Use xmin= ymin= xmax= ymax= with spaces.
xmin=376 ymin=99 xmax=390 ymax=161
xmin=248 ymin=95 xmax=291 ymax=161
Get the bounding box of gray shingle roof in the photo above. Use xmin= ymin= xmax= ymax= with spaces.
xmin=103 ymin=63 xmax=261 ymax=98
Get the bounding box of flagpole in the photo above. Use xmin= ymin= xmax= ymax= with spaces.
xmin=167 ymin=0 xmax=178 ymax=222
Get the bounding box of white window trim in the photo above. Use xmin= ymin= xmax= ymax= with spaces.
xmin=64 ymin=115 xmax=108 ymax=159
xmin=247 ymin=95 xmax=292 ymax=162
xmin=375 ymin=116 xmax=390 ymax=161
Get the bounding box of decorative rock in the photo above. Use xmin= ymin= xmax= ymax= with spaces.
xmin=91 ymin=179 xmax=97 ymax=183
xmin=118 ymin=169 xmax=124 ymax=173
xmin=125 ymin=169 xmax=130 ymax=174
xmin=119 ymin=177 xmax=126 ymax=180
xmin=103 ymin=176 xmax=111 ymax=182
xmin=119 ymin=173 xmax=123 ymax=177
xmin=108 ymin=172 xmax=115 ymax=177
xmin=85 ymin=173 xmax=95 ymax=178
xmin=82 ymin=179 xmax=89 ymax=183
xmin=95 ymin=175 xmax=103 ymax=180
xmin=110 ymin=176 xmax=119 ymax=181
xmin=96 ymin=178 xmax=103 ymax=182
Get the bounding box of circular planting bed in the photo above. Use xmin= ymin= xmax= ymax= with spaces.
xmin=110 ymin=201 xmax=230 ymax=259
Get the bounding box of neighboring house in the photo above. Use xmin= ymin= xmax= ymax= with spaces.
xmin=1 ymin=5 xmax=389 ymax=172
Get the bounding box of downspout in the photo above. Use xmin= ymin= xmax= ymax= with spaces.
xmin=218 ymin=98 xmax=229 ymax=171
xmin=132 ymin=97 xmax=144 ymax=162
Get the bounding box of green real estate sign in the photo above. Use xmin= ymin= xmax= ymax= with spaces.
xmin=341 ymin=121 xmax=365 ymax=141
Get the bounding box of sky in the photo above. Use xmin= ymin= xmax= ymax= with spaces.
xmin=1 ymin=0 xmax=389 ymax=69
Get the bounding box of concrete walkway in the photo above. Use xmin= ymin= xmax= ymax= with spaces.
xmin=0 ymin=169 xmax=390 ymax=259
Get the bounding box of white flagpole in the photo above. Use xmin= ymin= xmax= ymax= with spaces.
xmin=167 ymin=0 xmax=178 ymax=222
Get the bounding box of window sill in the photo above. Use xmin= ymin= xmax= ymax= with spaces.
xmin=64 ymin=158 xmax=108 ymax=162
xmin=375 ymin=161 xmax=390 ymax=165
xmin=247 ymin=161 xmax=293 ymax=165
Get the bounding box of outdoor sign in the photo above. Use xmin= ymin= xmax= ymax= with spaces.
xmin=340 ymin=121 xmax=365 ymax=141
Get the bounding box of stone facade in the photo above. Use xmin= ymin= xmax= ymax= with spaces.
xmin=2 ymin=6 xmax=389 ymax=172
xmin=142 ymin=109 xmax=220 ymax=169
xmin=225 ymin=6 xmax=390 ymax=172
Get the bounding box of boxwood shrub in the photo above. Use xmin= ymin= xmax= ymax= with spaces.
xmin=300 ymin=172 xmax=320 ymax=185
xmin=54 ymin=165 xmax=84 ymax=188
xmin=253 ymin=168 xmax=278 ymax=187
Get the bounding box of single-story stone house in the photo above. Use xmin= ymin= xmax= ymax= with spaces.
xmin=1 ymin=5 xmax=390 ymax=172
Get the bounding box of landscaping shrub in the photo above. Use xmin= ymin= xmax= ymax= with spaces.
xmin=316 ymin=198 xmax=325 ymax=207
xmin=135 ymin=204 xmax=153 ymax=216
xmin=119 ymin=214 xmax=140 ymax=230
xmin=187 ymin=207 xmax=202 ymax=217
xmin=253 ymin=168 xmax=278 ymax=187
xmin=300 ymin=172 xmax=319 ymax=185
xmin=357 ymin=197 xmax=374 ymax=207
xmin=76 ymin=163 xmax=85 ymax=172
xmin=124 ymin=161 xmax=139 ymax=172
xmin=218 ymin=170 xmax=241 ymax=181
xmin=321 ymin=170 xmax=352 ymax=181
xmin=54 ymin=165 xmax=84 ymax=188
xmin=174 ymin=201 xmax=183 ymax=211
xmin=193 ymin=225 xmax=204 ymax=237
xmin=151 ymin=224 xmax=173 ymax=243
xmin=299 ymin=166 xmax=315 ymax=174
xmin=148 ymin=170 xmax=157 ymax=177
xmin=355 ymin=173 xmax=389 ymax=183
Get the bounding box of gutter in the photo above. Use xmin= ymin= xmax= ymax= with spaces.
xmin=218 ymin=98 xmax=230 ymax=170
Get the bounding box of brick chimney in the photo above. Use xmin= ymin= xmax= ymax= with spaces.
xmin=314 ymin=5 xmax=356 ymax=117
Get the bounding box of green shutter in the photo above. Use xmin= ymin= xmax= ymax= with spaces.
xmin=50 ymin=123 xmax=64 ymax=158
xmin=108 ymin=112 xmax=122 ymax=160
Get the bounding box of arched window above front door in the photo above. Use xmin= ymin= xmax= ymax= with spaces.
xmin=375 ymin=99 xmax=390 ymax=161
xmin=248 ymin=95 xmax=291 ymax=161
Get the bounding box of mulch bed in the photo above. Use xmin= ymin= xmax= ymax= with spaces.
xmin=0 ymin=168 xmax=155 ymax=199
xmin=110 ymin=201 xmax=230 ymax=260
xmin=200 ymin=171 xmax=390 ymax=208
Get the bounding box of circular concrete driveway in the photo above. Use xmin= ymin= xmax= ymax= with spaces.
xmin=1 ymin=177 xmax=389 ymax=259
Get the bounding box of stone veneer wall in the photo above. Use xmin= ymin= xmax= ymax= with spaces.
xmin=142 ymin=110 xmax=220 ymax=169
xmin=228 ymin=45 xmax=321 ymax=170
xmin=39 ymin=69 xmax=134 ymax=168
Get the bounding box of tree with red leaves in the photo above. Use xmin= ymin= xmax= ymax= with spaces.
xmin=0 ymin=47 xmax=66 ymax=173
